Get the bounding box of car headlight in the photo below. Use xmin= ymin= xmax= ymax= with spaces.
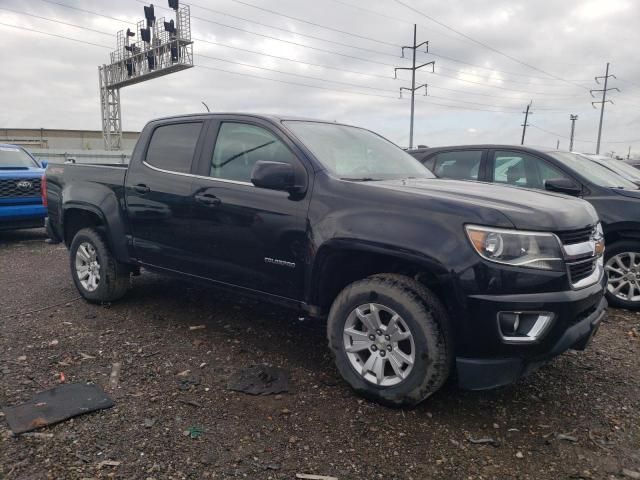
xmin=465 ymin=225 xmax=564 ymax=271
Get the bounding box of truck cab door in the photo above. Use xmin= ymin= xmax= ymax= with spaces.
xmin=124 ymin=120 xmax=207 ymax=273
xmin=188 ymin=118 xmax=311 ymax=300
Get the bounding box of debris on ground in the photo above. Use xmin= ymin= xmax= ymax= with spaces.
xmin=184 ymin=426 xmax=205 ymax=439
xmin=467 ymin=436 xmax=501 ymax=447
xmin=296 ymin=474 xmax=339 ymax=480
xmin=556 ymin=433 xmax=579 ymax=442
xmin=622 ymin=469 xmax=640 ymax=480
xmin=96 ymin=460 xmax=121 ymax=469
xmin=227 ymin=365 xmax=289 ymax=396
xmin=1 ymin=383 xmax=114 ymax=434
xmin=108 ymin=362 xmax=122 ymax=390
xmin=189 ymin=325 xmax=206 ymax=331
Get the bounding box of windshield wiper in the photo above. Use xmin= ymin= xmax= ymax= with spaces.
xmin=340 ymin=177 xmax=379 ymax=182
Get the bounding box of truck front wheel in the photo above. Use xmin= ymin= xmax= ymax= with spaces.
xmin=69 ymin=228 xmax=131 ymax=303
xmin=327 ymin=274 xmax=452 ymax=407
xmin=604 ymin=240 xmax=640 ymax=309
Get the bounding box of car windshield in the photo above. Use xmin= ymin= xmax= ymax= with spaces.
xmin=284 ymin=121 xmax=433 ymax=180
xmin=0 ymin=146 xmax=38 ymax=168
xmin=583 ymin=155 xmax=640 ymax=183
xmin=547 ymin=151 xmax=637 ymax=189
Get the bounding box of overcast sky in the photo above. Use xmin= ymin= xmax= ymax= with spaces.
xmin=1 ymin=0 xmax=639 ymax=155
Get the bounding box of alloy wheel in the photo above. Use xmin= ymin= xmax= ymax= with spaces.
xmin=75 ymin=242 xmax=101 ymax=292
xmin=342 ymin=303 xmax=416 ymax=387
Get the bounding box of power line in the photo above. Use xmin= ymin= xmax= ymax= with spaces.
xmin=392 ymin=0 xmax=591 ymax=91
xmin=0 ymin=6 xmax=112 ymax=36
xmin=35 ymin=0 xmax=591 ymax=95
xmin=132 ymin=0 xmax=403 ymax=59
xmin=219 ymin=0 xmax=399 ymax=47
xmin=530 ymin=124 xmax=640 ymax=144
xmin=0 ymin=21 xmax=110 ymax=49
xmin=7 ymin=5 xmax=589 ymax=106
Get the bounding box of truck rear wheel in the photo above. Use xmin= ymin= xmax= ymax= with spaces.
xmin=327 ymin=274 xmax=452 ymax=407
xmin=69 ymin=228 xmax=131 ymax=303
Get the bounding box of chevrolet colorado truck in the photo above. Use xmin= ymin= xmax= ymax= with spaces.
xmin=46 ymin=114 xmax=607 ymax=406
xmin=0 ymin=144 xmax=47 ymax=231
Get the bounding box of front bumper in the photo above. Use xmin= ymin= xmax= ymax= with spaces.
xmin=0 ymin=203 xmax=46 ymax=231
xmin=456 ymin=274 xmax=607 ymax=390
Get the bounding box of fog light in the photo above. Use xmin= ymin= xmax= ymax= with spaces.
xmin=497 ymin=311 xmax=554 ymax=343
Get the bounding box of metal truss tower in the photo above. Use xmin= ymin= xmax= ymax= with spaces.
xmin=99 ymin=2 xmax=194 ymax=150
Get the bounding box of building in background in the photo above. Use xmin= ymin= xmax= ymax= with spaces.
xmin=0 ymin=128 xmax=140 ymax=164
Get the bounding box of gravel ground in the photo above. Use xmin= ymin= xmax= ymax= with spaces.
xmin=1 ymin=229 xmax=639 ymax=480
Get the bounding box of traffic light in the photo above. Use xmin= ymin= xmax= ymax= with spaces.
xmin=140 ymin=27 xmax=151 ymax=43
xmin=144 ymin=4 xmax=155 ymax=27
xmin=164 ymin=19 xmax=176 ymax=34
xmin=168 ymin=0 xmax=179 ymax=10
xmin=126 ymin=28 xmax=135 ymax=38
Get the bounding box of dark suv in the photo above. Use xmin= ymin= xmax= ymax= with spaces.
xmin=410 ymin=144 xmax=640 ymax=309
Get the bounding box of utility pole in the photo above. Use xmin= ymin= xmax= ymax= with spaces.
xmin=628 ymin=146 xmax=632 ymax=160
xmin=395 ymin=24 xmax=434 ymax=149
xmin=520 ymin=101 xmax=532 ymax=145
xmin=591 ymin=62 xmax=620 ymax=155
xmin=569 ymin=114 xmax=578 ymax=151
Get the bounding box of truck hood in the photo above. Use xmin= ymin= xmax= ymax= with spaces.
xmin=370 ymin=178 xmax=599 ymax=232
xmin=0 ymin=167 xmax=45 ymax=179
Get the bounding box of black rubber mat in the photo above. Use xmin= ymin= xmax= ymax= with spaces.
xmin=2 ymin=383 xmax=114 ymax=434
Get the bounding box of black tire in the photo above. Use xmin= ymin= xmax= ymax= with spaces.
xmin=604 ymin=240 xmax=640 ymax=310
xmin=69 ymin=228 xmax=131 ymax=303
xmin=327 ymin=274 xmax=452 ymax=407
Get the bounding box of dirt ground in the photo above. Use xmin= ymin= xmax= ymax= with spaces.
xmin=1 ymin=229 xmax=639 ymax=480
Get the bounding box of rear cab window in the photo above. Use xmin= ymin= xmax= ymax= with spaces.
xmin=145 ymin=122 xmax=204 ymax=174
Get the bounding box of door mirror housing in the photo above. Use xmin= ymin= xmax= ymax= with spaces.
xmin=545 ymin=178 xmax=581 ymax=196
xmin=40 ymin=159 xmax=48 ymax=169
xmin=251 ymin=161 xmax=299 ymax=192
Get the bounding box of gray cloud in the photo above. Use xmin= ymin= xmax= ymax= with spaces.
xmin=0 ymin=0 xmax=639 ymax=155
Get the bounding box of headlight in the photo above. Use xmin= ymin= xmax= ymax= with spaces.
xmin=465 ymin=225 xmax=564 ymax=271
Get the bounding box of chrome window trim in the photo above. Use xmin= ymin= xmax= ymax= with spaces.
xmin=142 ymin=160 xmax=254 ymax=187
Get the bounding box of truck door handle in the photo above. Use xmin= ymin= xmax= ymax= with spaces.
xmin=194 ymin=193 xmax=221 ymax=206
xmin=133 ymin=184 xmax=150 ymax=194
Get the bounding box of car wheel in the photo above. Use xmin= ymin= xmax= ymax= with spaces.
xmin=327 ymin=274 xmax=452 ymax=407
xmin=69 ymin=228 xmax=131 ymax=303
xmin=604 ymin=241 xmax=640 ymax=310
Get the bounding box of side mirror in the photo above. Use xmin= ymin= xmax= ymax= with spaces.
xmin=545 ymin=178 xmax=581 ymax=196
xmin=251 ymin=161 xmax=298 ymax=192
xmin=40 ymin=159 xmax=48 ymax=169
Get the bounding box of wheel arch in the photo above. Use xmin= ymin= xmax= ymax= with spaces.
xmin=306 ymin=240 xmax=456 ymax=317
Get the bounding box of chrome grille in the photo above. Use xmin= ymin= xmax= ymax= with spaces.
xmin=568 ymin=258 xmax=596 ymax=284
xmin=0 ymin=178 xmax=41 ymax=198
xmin=555 ymin=226 xmax=593 ymax=245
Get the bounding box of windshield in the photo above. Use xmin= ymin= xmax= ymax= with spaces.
xmin=284 ymin=121 xmax=433 ymax=180
xmin=547 ymin=151 xmax=637 ymax=189
xmin=583 ymin=155 xmax=640 ymax=183
xmin=0 ymin=146 xmax=38 ymax=169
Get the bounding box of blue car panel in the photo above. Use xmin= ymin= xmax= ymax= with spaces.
xmin=0 ymin=144 xmax=46 ymax=231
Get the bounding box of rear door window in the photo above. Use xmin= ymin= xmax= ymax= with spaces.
xmin=492 ymin=151 xmax=571 ymax=190
xmin=146 ymin=122 xmax=203 ymax=174
xmin=433 ymin=150 xmax=483 ymax=180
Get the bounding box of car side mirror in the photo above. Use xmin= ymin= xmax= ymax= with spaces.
xmin=40 ymin=159 xmax=48 ymax=169
xmin=545 ymin=178 xmax=581 ymax=196
xmin=251 ymin=161 xmax=299 ymax=193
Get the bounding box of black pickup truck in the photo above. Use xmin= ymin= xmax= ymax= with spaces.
xmin=46 ymin=114 xmax=606 ymax=406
